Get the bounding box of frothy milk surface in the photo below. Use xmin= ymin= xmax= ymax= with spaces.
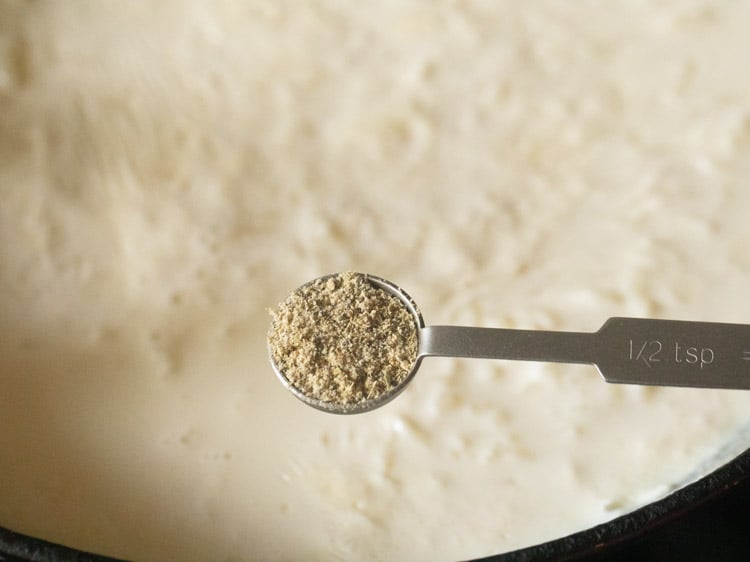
xmin=2 ymin=2 xmax=750 ymax=561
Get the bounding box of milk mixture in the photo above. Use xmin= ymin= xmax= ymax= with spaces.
xmin=2 ymin=2 xmax=750 ymax=561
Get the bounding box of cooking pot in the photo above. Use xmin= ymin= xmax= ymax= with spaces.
xmin=2 ymin=447 xmax=748 ymax=562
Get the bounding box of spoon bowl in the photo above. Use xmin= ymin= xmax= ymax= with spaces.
xmin=268 ymin=273 xmax=425 ymax=414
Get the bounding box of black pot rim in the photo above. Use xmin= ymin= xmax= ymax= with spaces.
xmin=1 ymin=447 xmax=749 ymax=562
xmin=478 ymin=446 xmax=750 ymax=562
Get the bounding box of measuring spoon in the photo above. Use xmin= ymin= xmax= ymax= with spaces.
xmin=269 ymin=274 xmax=750 ymax=414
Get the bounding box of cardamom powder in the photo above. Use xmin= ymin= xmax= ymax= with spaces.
xmin=268 ymin=272 xmax=419 ymax=409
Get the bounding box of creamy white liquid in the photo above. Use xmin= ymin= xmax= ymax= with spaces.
xmin=2 ymin=2 xmax=750 ymax=561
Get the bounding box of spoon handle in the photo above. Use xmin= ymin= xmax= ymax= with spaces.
xmin=421 ymin=317 xmax=750 ymax=390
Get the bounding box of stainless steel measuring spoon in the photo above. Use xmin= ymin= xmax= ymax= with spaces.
xmin=269 ymin=273 xmax=750 ymax=414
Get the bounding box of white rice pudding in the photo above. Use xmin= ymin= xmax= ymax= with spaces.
xmin=2 ymin=2 xmax=750 ymax=561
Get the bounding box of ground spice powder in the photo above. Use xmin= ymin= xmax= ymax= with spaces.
xmin=268 ymin=272 xmax=419 ymax=409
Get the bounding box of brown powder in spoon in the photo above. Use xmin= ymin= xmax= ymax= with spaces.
xmin=268 ymin=272 xmax=418 ymax=408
